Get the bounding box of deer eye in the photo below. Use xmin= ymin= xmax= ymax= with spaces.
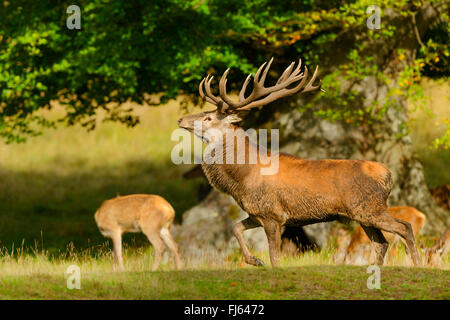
xmin=204 ymin=117 xmax=212 ymax=121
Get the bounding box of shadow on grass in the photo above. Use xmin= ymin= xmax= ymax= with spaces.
xmin=0 ymin=159 xmax=202 ymax=255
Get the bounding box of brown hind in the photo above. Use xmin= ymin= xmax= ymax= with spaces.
xmin=341 ymin=206 xmax=426 ymax=265
xmin=95 ymin=194 xmax=183 ymax=271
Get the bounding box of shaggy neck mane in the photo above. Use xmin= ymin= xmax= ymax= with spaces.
xmin=200 ymin=126 xmax=267 ymax=196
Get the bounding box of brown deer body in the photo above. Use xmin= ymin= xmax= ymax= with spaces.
xmin=94 ymin=194 xmax=183 ymax=271
xmin=178 ymin=58 xmax=421 ymax=267
xmin=340 ymin=206 xmax=426 ymax=265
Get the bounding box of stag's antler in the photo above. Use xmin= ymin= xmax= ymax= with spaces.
xmin=198 ymin=58 xmax=322 ymax=113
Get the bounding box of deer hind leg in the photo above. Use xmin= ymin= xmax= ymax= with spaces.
xmin=360 ymin=225 xmax=389 ymax=265
xmin=262 ymin=219 xmax=282 ymax=268
xmin=233 ymin=217 xmax=264 ymax=267
xmin=363 ymin=211 xmax=422 ymax=267
xmin=142 ymin=227 xmax=166 ymax=271
xmin=110 ymin=230 xmax=124 ymax=271
xmin=160 ymin=226 xmax=183 ymax=270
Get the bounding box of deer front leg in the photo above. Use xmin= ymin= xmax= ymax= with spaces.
xmin=233 ymin=217 xmax=264 ymax=267
xmin=111 ymin=231 xmax=124 ymax=271
xmin=262 ymin=219 xmax=282 ymax=267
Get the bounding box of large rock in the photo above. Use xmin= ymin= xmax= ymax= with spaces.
xmin=174 ymin=190 xmax=268 ymax=257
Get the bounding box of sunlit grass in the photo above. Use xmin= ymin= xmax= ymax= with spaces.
xmin=0 ymin=241 xmax=447 ymax=278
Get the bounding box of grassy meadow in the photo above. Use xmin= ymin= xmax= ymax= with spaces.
xmin=0 ymin=246 xmax=448 ymax=299
xmin=0 ymin=80 xmax=449 ymax=299
xmin=0 ymin=99 xmax=204 ymax=253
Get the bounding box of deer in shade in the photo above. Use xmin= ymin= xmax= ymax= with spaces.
xmin=337 ymin=206 xmax=426 ymax=265
xmin=423 ymin=225 xmax=450 ymax=267
xmin=177 ymin=57 xmax=422 ymax=267
xmin=95 ymin=194 xmax=183 ymax=271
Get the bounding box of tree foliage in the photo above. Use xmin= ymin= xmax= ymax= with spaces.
xmin=0 ymin=0 xmax=448 ymax=143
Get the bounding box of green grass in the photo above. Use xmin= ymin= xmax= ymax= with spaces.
xmin=0 ymin=247 xmax=448 ymax=300
xmin=2 ymin=267 xmax=448 ymax=300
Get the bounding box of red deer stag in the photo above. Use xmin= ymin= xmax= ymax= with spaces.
xmin=177 ymin=58 xmax=422 ymax=267
xmin=95 ymin=194 xmax=183 ymax=271
xmin=341 ymin=206 xmax=426 ymax=265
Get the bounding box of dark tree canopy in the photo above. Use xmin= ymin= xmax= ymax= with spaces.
xmin=0 ymin=0 xmax=448 ymax=143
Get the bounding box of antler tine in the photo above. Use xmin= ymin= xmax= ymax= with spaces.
xmin=199 ymin=78 xmax=209 ymax=102
xmin=218 ymin=68 xmax=236 ymax=107
xmin=253 ymin=60 xmax=268 ymax=85
xmin=290 ymin=59 xmax=303 ymax=79
xmin=288 ymin=65 xmax=310 ymax=94
xmin=276 ymin=61 xmax=296 ymax=85
xmin=239 ymin=74 xmax=252 ymax=101
xmin=204 ymin=75 xmax=222 ymax=105
xmin=199 ymin=77 xmax=216 ymax=105
xmin=199 ymin=77 xmax=206 ymax=98
xmin=257 ymin=57 xmax=274 ymax=87
xmin=300 ymin=65 xmax=321 ymax=93
xmin=281 ymin=59 xmax=304 ymax=84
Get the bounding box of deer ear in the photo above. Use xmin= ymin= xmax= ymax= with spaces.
xmin=225 ymin=114 xmax=243 ymax=123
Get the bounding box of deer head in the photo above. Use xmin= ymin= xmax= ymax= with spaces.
xmin=177 ymin=58 xmax=322 ymax=140
xmin=421 ymin=226 xmax=450 ymax=267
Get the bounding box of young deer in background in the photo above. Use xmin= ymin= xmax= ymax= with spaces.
xmin=177 ymin=58 xmax=422 ymax=267
xmin=423 ymin=226 xmax=450 ymax=267
xmin=95 ymin=194 xmax=183 ymax=271
xmin=340 ymin=206 xmax=426 ymax=265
